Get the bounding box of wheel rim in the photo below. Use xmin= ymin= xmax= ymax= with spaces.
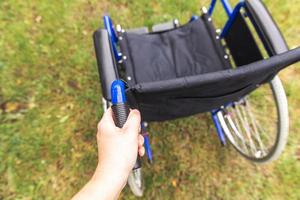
xmin=131 ymin=169 xmax=143 ymax=188
xmin=128 ymin=168 xmax=144 ymax=197
xmin=218 ymin=82 xmax=281 ymax=161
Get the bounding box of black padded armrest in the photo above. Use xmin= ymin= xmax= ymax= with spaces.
xmin=245 ymin=0 xmax=288 ymax=55
xmin=132 ymin=47 xmax=300 ymax=94
xmin=93 ymin=29 xmax=118 ymax=100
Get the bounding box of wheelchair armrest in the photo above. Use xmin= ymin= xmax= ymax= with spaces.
xmin=93 ymin=29 xmax=118 ymax=101
xmin=245 ymin=0 xmax=288 ymax=55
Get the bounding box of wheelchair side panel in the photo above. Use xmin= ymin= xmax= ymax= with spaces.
xmin=224 ymin=11 xmax=263 ymax=66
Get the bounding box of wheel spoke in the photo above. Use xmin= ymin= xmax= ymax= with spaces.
xmin=217 ymin=77 xmax=288 ymax=163
xmin=225 ymin=111 xmax=249 ymax=154
xmin=235 ymin=103 xmax=257 ymax=156
xmin=245 ymin=101 xmax=267 ymax=156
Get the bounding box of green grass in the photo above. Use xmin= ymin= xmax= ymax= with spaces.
xmin=0 ymin=0 xmax=299 ymax=199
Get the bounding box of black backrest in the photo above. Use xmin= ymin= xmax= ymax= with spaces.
xmin=224 ymin=11 xmax=263 ymax=66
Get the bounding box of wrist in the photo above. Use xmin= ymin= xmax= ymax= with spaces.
xmin=72 ymin=167 xmax=127 ymax=200
xmin=92 ymin=164 xmax=129 ymax=192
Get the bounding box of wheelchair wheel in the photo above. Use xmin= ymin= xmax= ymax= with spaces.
xmin=102 ymin=98 xmax=144 ymax=196
xmin=217 ymin=76 xmax=289 ymax=163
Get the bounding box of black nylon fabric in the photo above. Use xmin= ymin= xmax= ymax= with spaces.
xmin=119 ymin=15 xmax=300 ymax=122
xmin=120 ymin=16 xmax=230 ymax=86
xmin=224 ymin=12 xmax=264 ymax=66
xmin=129 ymin=48 xmax=300 ymax=121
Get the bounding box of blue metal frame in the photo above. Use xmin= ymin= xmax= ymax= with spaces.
xmin=211 ymin=110 xmax=226 ymax=145
xmin=208 ymin=0 xmax=233 ymax=16
xmin=141 ymin=123 xmax=153 ymax=164
xmin=208 ymin=0 xmax=217 ymax=16
xmin=103 ymin=15 xmax=122 ymax=61
xmin=189 ymin=15 xmax=199 ymax=22
xmin=220 ymin=0 xmax=233 ymax=16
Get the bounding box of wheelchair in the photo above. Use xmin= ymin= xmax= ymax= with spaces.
xmin=93 ymin=0 xmax=300 ymax=196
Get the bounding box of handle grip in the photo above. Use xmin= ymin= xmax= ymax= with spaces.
xmin=111 ymin=103 xmax=130 ymax=128
xmin=111 ymin=80 xmax=141 ymax=170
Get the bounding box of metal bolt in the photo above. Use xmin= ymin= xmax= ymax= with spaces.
xmin=121 ymin=29 xmax=125 ymax=33
xmin=116 ymin=24 xmax=122 ymax=32
xmin=143 ymin=122 xmax=148 ymax=127
xmin=224 ymin=55 xmax=229 ymax=59
xmin=118 ymin=36 xmax=123 ymax=40
xmin=208 ymin=17 xmax=212 ymax=22
xmin=122 ymin=55 xmax=127 ymax=60
xmin=216 ymin=29 xmax=221 ymax=34
xmin=202 ymin=7 xmax=208 ymax=14
xmin=216 ymin=35 xmax=220 ymax=40
xmin=174 ymin=19 xmax=179 ymax=27
xmin=127 ymin=76 xmax=132 ymax=81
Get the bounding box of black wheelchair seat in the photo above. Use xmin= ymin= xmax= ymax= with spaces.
xmin=116 ymin=14 xmax=300 ymax=121
xmin=120 ymin=16 xmax=231 ymax=84
xmin=94 ymin=11 xmax=300 ymax=122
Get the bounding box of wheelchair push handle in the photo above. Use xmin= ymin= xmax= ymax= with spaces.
xmin=111 ymin=80 xmax=142 ymax=170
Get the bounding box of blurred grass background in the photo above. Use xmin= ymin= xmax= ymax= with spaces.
xmin=0 ymin=0 xmax=299 ymax=199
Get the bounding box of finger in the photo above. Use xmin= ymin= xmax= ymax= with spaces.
xmin=138 ymin=135 xmax=144 ymax=147
xmin=123 ymin=109 xmax=141 ymax=135
xmin=129 ymin=108 xmax=141 ymax=132
xmin=97 ymin=107 xmax=116 ymax=130
xmin=138 ymin=146 xmax=145 ymax=157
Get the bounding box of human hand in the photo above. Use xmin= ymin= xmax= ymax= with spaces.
xmin=72 ymin=108 xmax=144 ymax=200
xmin=94 ymin=108 xmax=145 ymax=186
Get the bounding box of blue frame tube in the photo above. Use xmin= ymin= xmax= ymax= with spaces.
xmin=220 ymin=0 xmax=233 ymax=16
xmin=220 ymin=2 xmax=245 ymax=38
xmin=141 ymin=123 xmax=153 ymax=163
xmin=211 ymin=111 xmax=226 ymax=145
xmin=144 ymin=134 xmax=153 ymax=163
xmin=189 ymin=15 xmax=199 ymax=22
xmin=103 ymin=15 xmax=122 ymax=61
xmin=111 ymin=80 xmax=127 ymax=104
xmin=209 ymin=0 xmax=232 ymax=16
xmin=208 ymin=0 xmax=217 ymax=16
xmin=103 ymin=16 xmax=118 ymax=44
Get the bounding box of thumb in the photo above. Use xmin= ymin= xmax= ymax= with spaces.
xmin=123 ymin=109 xmax=141 ymax=136
xmin=97 ymin=107 xmax=116 ymax=131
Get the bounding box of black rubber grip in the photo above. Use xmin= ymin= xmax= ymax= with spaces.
xmin=112 ymin=103 xmax=130 ymax=128
xmin=112 ymin=103 xmax=141 ymax=170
